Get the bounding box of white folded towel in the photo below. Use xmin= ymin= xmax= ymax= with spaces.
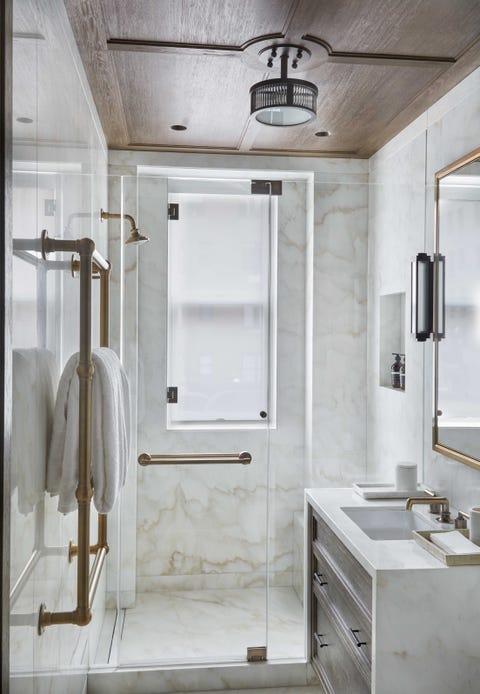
xmin=47 ymin=347 xmax=130 ymax=514
xmin=12 ymin=349 xmax=57 ymax=515
xmin=430 ymin=530 xmax=480 ymax=555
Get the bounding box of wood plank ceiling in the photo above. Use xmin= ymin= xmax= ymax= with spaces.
xmin=64 ymin=0 xmax=480 ymax=158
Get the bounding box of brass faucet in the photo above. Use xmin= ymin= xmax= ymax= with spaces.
xmin=405 ymin=496 xmax=452 ymax=523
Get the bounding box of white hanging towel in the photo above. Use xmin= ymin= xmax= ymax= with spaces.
xmin=47 ymin=347 xmax=130 ymax=514
xmin=12 ymin=349 xmax=57 ymax=515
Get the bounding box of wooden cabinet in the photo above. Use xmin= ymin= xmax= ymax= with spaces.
xmin=310 ymin=509 xmax=372 ymax=693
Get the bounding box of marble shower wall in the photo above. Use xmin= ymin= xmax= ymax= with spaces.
xmin=10 ymin=1 xmax=108 ymax=691
xmin=307 ymin=175 xmax=368 ymax=488
xmin=367 ymin=65 xmax=480 ymax=509
xmin=108 ymin=150 xmax=368 ymax=596
xmin=135 ymin=176 xmax=306 ymax=591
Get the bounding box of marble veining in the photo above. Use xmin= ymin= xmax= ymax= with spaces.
xmin=368 ymin=65 xmax=480 ymax=515
xmin=309 ymin=488 xmax=480 ymax=694
xmin=106 ymin=587 xmax=305 ymax=665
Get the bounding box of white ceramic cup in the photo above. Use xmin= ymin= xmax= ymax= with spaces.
xmin=469 ymin=507 xmax=480 ymax=545
xmin=395 ymin=463 xmax=417 ymax=491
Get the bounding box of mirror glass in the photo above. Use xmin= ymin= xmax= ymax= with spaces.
xmin=435 ymin=150 xmax=480 ymax=466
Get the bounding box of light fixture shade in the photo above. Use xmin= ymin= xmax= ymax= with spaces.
xmin=411 ymin=252 xmax=433 ymax=341
xmin=250 ymin=78 xmax=318 ymax=126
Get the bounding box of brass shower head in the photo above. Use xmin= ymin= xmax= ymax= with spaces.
xmin=125 ymin=228 xmax=149 ymax=245
xmin=100 ymin=209 xmax=150 ymax=245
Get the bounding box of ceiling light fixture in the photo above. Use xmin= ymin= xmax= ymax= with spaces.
xmin=250 ymin=44 xmax=318 ymax=127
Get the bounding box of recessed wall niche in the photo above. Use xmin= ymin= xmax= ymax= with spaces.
xmin=379 ymin=292 xmax=406 ymax=390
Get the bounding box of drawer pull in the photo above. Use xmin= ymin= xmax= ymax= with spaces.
xmin=313 ymin=572 xmax=328 ymax=587
xmin=350 ymin=628 xmax=367 ymax=647
xmin=314 ymin=632 xmax=329 ymax=649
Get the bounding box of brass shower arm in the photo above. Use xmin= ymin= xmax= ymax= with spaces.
xmin=100 ymin=209 xmax=149 ymax=245
xmin=100 ymin=209 xmax=136 ymax=231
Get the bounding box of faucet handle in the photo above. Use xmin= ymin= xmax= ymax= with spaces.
xmin=454 ymin=510 xmax=470 ymax=529
xmin=422 ymin=487 xmax=442 ymax=514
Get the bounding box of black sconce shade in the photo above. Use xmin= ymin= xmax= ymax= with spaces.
xmin=411 ymin=253 xmax=445 ymax=342
xmin=411 ymin=253 xmax=433 ymax=341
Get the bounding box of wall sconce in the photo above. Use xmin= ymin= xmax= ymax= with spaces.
xmin=411 ymin=253 xmax=445 ymax=341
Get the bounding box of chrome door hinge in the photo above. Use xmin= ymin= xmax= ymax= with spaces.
xmin=168 ymin=203 xmax=179 ymax=220
xmin=251 ymin=180 xmax=282 ymax=196
xmin=166 ymin=386 xmax=178 ymax=404
xmin=247 ymin=646 xmax=267 ymax=662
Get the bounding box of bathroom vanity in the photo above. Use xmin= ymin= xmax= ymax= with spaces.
xmin=306 ymin=489 xmax=480 ymax=694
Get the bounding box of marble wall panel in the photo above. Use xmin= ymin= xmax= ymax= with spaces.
xmin=130 ymin=174 xmax=306 ymax=591
xmin=108 ymin=151 xmax=369 ymax=629
xmin=308 ymin=179 xmax=369 ymax=488
xmin=367 ymin=66 xmax=480 ymax=512
xmin=367 ymin=133 xmax=426 ymax=482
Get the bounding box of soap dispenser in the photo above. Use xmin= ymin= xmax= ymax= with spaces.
xmin=391 ymin=353 xmax=401 ymax=389
xmin=400 ymin=354 xmax=406 ymax=390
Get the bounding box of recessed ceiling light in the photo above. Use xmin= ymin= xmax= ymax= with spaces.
xmin=315 ymin=130 xmax=331 ymax=137
xmin=17 ymin=117 xmax=33 ymax=124
xmin=171 ymin=124 xmax=187 ymax=131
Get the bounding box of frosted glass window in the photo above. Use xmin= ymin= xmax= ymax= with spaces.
xmin=167 ymin=190 xmax=276 ymax=427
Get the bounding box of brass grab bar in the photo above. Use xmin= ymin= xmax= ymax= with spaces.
xmin=138 ymin=451 xmax=252 ymax=466
xmin=37 ymin=230 xmax=110 ymax=633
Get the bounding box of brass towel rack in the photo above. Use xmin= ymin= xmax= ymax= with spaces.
xmin=37 ymin=230 xmax=111 ymax=633
xmin=138 ymin=451 xmax=252 ymax=466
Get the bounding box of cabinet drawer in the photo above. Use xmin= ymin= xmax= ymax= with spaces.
xmin=312 ymin=510 xmax=372 ymax=616
xmin=312 ymin=553 xmax=372 ymax=666
xmin=312 ymin=589 xmax=370 ymax=694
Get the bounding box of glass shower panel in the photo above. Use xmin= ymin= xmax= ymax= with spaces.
xmin=111 ymin=174 xmax=274 ymax=666
xmin=167 ymin=187 xmax=274 ymax=426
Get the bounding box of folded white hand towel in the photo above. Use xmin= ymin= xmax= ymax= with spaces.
xmin=47 ymin=348 xmax=130 ymax=514
xmin=12 ymin=349 xmax=57 ymax=515
xmin=430 ymin=530 xmax=480 ymax=555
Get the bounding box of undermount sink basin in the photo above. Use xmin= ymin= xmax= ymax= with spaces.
xmin=341 ymin=506 xmax=437 ymax=541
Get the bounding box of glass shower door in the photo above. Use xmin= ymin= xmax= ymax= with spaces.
xmin=116 ymin=174 xmax=276 ymax=666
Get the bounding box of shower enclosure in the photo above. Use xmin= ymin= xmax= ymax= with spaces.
xmin=94 ymin=170 xmax=308 ymax=668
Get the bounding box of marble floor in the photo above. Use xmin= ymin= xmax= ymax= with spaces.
xmin=96 ymin=587 xmax=305 ymax=666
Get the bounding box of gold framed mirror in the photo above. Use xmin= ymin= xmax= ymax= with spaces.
xmin=433 ymin=146 xmax=480 ymax=470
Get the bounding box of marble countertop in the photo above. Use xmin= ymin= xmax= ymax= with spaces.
xmin=305 ymin=487 xmax=453 ymax=576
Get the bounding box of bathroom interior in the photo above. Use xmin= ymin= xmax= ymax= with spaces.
xmin=3 ymin=1 xmax=480 ymax=693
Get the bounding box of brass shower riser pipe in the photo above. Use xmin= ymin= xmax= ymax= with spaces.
xmin=37 ymin=232 xmax=110 ymax=635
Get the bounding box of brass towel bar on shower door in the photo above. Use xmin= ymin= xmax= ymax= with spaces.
xmin=138 ymin=451 xmax=252 ymax=466
xmin=37 ymin=230 xmax=111 ymax=634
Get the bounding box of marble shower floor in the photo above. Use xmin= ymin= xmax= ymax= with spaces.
xmin=97 ymin=587 xmax=305 ymax=665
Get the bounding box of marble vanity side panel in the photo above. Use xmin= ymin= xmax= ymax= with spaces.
xmin=309 ymin=178 xmax=368 ymax=488
xmin=10 ymin=0 xmax=108 ymax=691
xmin=374 ymin=567 xmax=480 ymax=694
xmin=366 ymin=134 xmax=426 ymax=483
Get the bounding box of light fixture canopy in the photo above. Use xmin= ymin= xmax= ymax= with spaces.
xmin=250 ymin=45 xmax=318 ymax=127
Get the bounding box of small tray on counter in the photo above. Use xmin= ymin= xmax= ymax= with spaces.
xmin=353 ymin=483 xmax=429 ymax=500
xmin=413 ymin=529 xmax=480 ymax=566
